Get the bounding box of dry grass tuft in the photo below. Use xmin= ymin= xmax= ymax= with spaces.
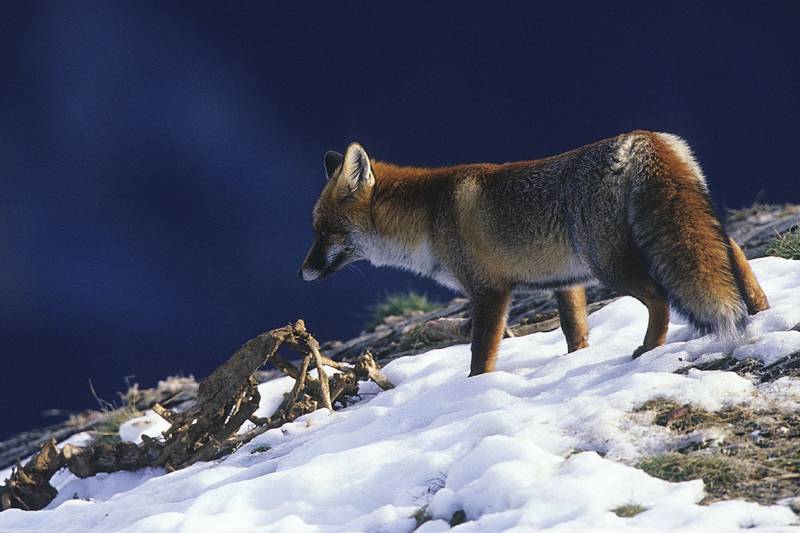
xmin=612 ymin=503 xmax=647 ymax=518
xmin=638 ymin=453 xmax=747 ymax=497
xmin=366 ymin=292 xmax=438 ymax=331
xmin=766 ymin=230 xmax=800 ymax=260
xmin=635 ymin=398 xmax=800 ymax=504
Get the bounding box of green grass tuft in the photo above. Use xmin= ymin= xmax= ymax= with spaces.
xmin=766 ymin=230 xmax=800 ymax=260
xmin=612 ymin=503 xmax=647 ymax=518
xmin=411 ymin=507 xmax=432 ymax=529
xmin=92 ymin=405 xmax=142 ymax=446
xmin=410 ymin=474 xmax=448 ymax=529
xmin=366 ymin=291 xmax=438 ymax=331
xmin=637 ymin=452 xmax=747 ymax=497
xmin=449 ymin=509 xmax=467 ymax=526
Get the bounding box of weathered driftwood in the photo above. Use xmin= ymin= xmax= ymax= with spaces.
xmin=0 ymin=376 xmax=199 ymax=472
xmin=0 ymin=415 xmax=102 ymax=476
xmin=0 ymin=320 xmax=393 ymax=512
xmin=0 ymin=440 xmax=61 ymax=511
xmin=421 ymin=298 xmax=617 ymax=344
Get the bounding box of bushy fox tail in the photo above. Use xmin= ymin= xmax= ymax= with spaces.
xmin=628 ymin=133 xmax=747 ymax=337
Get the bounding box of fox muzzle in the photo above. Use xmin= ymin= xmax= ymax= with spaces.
xmin=300 ymin=238 xmax=349 ymax=281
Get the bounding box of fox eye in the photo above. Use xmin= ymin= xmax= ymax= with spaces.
xmin=317 ymin=228 xmax=344 ymax=240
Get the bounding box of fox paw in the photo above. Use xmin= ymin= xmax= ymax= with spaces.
xmin=567 ymin=340 xmax=589 ymax=353
xmin=631 ymin=345 xmax=650 ymax=359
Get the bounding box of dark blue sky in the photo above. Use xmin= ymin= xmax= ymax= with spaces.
xmin=1 ymin=1 xmax=799 ymax=438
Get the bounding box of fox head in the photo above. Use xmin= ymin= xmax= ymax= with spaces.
xmin=299 ymin=142 xmax=375 ymax=281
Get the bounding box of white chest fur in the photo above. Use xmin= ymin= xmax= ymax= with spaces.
xmin=363 ymin=237 xmax=462 ymax=291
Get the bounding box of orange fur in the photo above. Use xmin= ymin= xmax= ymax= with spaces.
xmin=555 ymin=287 xmax=589 ymax=352
xmin=728 ymin=237 xmax=769 ymax=314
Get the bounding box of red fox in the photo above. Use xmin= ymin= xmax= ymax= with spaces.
xmin=300 ymin=131 xmax=769 ymax=376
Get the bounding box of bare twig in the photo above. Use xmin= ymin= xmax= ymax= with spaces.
xmin=151 ymin=403 xmax=175 ymax=423
xmin=308 ymin=337 xmax=333 ymax=411
xmin=355 ymin=351 xmax=394 ymax=391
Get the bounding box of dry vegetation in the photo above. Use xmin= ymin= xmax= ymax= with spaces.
xmin=612 ymin=503 xmax=647 ymax=518
xmin=634 ymin=399 xmax=800 ymax=505
xmin=366 ymin=291 xmax=438 ymax=332
xmin=767 ymin=230 xmax=800 ymax=260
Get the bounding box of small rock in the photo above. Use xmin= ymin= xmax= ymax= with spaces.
xmin=450 ymin=510 xmax=467 ymax=526
xmin=422 ymin=318 xmax=470 ymax=342
xmin=383 ymin=315 xmax=406 ymax=326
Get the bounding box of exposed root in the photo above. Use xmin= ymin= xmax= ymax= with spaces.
xmin=0 ymin=320 xmax=393 ymax=512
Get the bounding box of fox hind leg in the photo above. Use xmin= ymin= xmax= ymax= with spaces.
xmin=631 ymin=290 xmax=670 ymax=359
xmin=555 ymin=287 xmax=589 ymax=352
xmin=591 ymin=254 xmax=670 ymax=359
xmin=623 ymin=276 xmax=670 ymax=359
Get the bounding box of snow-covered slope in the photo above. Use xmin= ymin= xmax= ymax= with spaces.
xmin=2 ymin=258 xmax=800 ymax=533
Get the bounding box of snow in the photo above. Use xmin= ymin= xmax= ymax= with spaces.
xmin=119 ymin=410 xmax=172 ymax=444
xmin=1 ymin=257 xmax=799 ymax=532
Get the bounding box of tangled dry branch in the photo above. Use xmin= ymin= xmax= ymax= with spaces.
xmin=0 ymin=320 xmax=392 ymax=512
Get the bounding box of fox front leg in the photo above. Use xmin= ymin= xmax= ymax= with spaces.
xmin=468 ymin=289 xmax=512 ymax=376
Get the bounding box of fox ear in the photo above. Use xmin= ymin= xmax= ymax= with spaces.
xmin=339 ymin=142 xmax=374 ymax=196
xmin=324 ymin=151 xmax=343 ymax=179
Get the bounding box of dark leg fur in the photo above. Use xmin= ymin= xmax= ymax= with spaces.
xmin=590 ymin=250 xmax=670 ymax=358
xmin=469 ymin=289 xmax=511 ymax=376
xmin=555 ymin=287 xmax=589 ymax=352
xmin=631 ymin=292 xmax=669 ymax=358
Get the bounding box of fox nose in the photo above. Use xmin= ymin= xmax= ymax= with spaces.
xmin=297 ymin=269 xmax=303 ymax=278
